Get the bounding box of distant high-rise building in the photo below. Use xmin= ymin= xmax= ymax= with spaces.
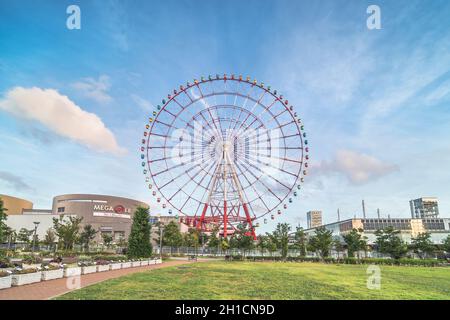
xmin=410 ymin=197 xmax=439 ymax=218
xmin=307 ymin=210 xmax=322 ymax=228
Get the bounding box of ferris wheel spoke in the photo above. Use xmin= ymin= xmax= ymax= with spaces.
xmin=158 ymin=163 xmax=199 ymax=190
xmin=238 ymin=157 xmax=291 ymax=191
xmin=169 ymin=159 xmax=217 ymax=207
xmin=234 ymin=158 xmax=283 ymax=203
xmin=229 ymin=83 xmax=257 ymax=133
xmin=231 ymin=89 xmax=267 ymax=138
xmin=252 ymin=152 xmax=303 ymax=164
xmin=232 ymin=159 xmax=271 ymax=210
xmin=243 ymin=153 xmax=299 ymax=177
xmin=239 ymin=108 xmax=291 ymax=140
xmin=179 ymin=159 xmax=219 ymax=210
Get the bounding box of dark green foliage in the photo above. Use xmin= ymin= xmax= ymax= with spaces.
xmin=293 ymin=226 xmax=307 ymax=256
xmin=78 ymin=224 xmax=98 ymax=251
xmin=308 ymin=226 xmax=333 ymax=258
xmin=271 ymin=223 xmax=291 ymax=259
xmin=52 ymin=215 xmax=83 ymax=250
xmin=410 ymin=232 xmax=435 ymax=258
xmin=375 ymin=226 xmax=408 ymax=259
xmin=127 ymin=207 xmax=152 ymax=258
xmin=343 ymin=228 xmax=367 ymax=258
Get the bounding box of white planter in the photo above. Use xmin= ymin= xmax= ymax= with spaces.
xmin=141 ymin=260 xmax=149 ymax=266
xmin=110 ymin=263 xmax=122 ymax=270
xmin=97 ymin=264 xmax=110 ymax=272
xmin=64 ymin=267 xmax=82 ymax=277
xmin=121 ymin=262 xmax=132 ymax=269
xmin=131 ymin=261 xmax=141 ymax=267
xmin=82 ymin=265 xmax=97 ymax=275
xmin=155 ymin=258 xmax=162 ymax=264
xmin=149 ymin=259 xmax=156 ymax=265
xmin=42 ymin=269 xmax=64 ymax=281
xmin=0 ymin=276 xmax=12 ymax=290
xmin=12 ymin=272 xmax=42 ymax=286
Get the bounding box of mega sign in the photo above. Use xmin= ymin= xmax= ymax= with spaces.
xmin=93 ymin=204 xmax=131 ymax=219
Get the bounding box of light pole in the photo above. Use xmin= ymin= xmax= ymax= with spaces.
xmin=32 ymin=221 xmax=40 ymax=252
xmin=159 ymin=224 xmax=164 ymax=259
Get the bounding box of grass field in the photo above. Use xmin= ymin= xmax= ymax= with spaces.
xmin=57 ymin=261 xmax=450 ymax=300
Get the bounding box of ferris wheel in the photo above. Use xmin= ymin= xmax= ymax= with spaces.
xmin=140 ymin=74 xmax=308 ymax=239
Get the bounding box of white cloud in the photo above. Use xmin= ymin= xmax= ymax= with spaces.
xmin=314 ymin=150 xmax=398 ymax=185
xmin=0 ymin=87 xmax=126 ymax=155
xmin=130 ymin=94 xmax=153 ymax=112
xmin=72 ymin=75 xmax=112 ymax=104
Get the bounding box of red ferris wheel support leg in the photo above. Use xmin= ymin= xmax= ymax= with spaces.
xmin=242 ymin=203 xmax=256 ymax=240
xmin=223 ymin=200 xmax=228 ymax=238
xmin=197 ymin=203 xmax=209 ymax=231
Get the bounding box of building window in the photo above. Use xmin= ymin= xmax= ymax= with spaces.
xmin=57 ymin=207 xmax=65 ymax=213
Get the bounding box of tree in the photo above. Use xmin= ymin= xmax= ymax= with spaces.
xmin=271 ymin=223 xmax=291 ymax=259
xmin=184 ymin=228 xmax=200 ymax=253
xmin=43 ymin=228 xmax=56 ymax=250
xmin=220 ymin=238 xmax=230 ymax=251
xmin=127 ymin=206 xmax=152 ymax=258
xmin=333 ymin=237 xmax=344 ymax=259
xmin=411 ymin=232 xmax=435 ymax=259
xmin=375 ymin=226 xmax=408 ymax=259
xmin=265 ymin=233 xmax=278 ymax=256
xmin=308 ymin=227 xmax=333 ymax=259
xmin=162 ymin=220 xmax=183 ymax=254
xmin=257 ymin=235 xmax=268 ymax=256
xmin=117 ymin=234 xmax=127 ymax=249
xmin=207 ymin=227 xmax=220 ymax=251
xmin=4 ymin=227 xmax=16 ymax=249
xmin=293 ymin=226 xmax=307 ymax=257
xmin=443 ymin=235 xmax=450 ymax=253
xmin=17 ymin=228 xmax=33 ymax=244
xmin=79 ymin=224 xmax=98 ymax=252
xmin=343 ymin=228 xmax=367 ymax=258
xmin=0 ymin=198 xmax=8 ymax=243
xmin=102 ymin=233 xmax=113 ymax=249
xmin=52 ymin=215 xmax=83 ymax=250
xmin=233 ymin=224 xmax=255 ymax=257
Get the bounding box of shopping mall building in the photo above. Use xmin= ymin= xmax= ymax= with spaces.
xmin=1 ymin=194 xmax=149 ymax=243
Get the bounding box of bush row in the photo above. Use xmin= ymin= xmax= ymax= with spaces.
xmin=227 ymin=255 xmax=448 ymax=267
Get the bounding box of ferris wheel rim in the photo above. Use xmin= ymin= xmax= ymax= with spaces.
xmin=142 ymin=75 xmax=308 ymax=223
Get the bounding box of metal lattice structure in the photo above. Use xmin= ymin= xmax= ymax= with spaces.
xmin=140 ymin=74 xmax=308 ymax=239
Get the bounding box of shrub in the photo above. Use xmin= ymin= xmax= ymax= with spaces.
xmin=42 ymin=264 xmax=61 ymax=271
xmin=78 ymin=261 xmax=95 ymax=267
xmin=92 ymin=255 xmax=126 ymax=262
xmin=14 ymin=268 xmax=40 ymax=275
xmin=21 ymin=255 xmax=42 ymax=264
xmin=0 ymin=257 xmax=12 ymax=268
xmin=95 ymin=259 xmax=109 ymax=265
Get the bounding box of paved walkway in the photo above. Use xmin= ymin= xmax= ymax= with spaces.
xmin=0 ymin=260 xmax=192 ymax=300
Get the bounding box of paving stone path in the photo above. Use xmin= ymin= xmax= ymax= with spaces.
xmin=0 ymin=260 xmax=192 ymax=300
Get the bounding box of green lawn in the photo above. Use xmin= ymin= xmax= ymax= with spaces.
xmin=56 ymin=261 xmax=450 ymax=300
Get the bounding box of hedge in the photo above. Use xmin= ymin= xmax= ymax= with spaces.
xmin=226 ymin=255 xmax=448 ymax=267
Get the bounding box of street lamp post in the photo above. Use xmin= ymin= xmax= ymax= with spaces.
xmin=159 ymin=224 xmax=163 ymax=259
xmin=32 ymin=221 xmax=40 ymax=252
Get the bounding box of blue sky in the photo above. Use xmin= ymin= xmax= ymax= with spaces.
xmin=0 ymin=0 xmax=449 ymax=233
